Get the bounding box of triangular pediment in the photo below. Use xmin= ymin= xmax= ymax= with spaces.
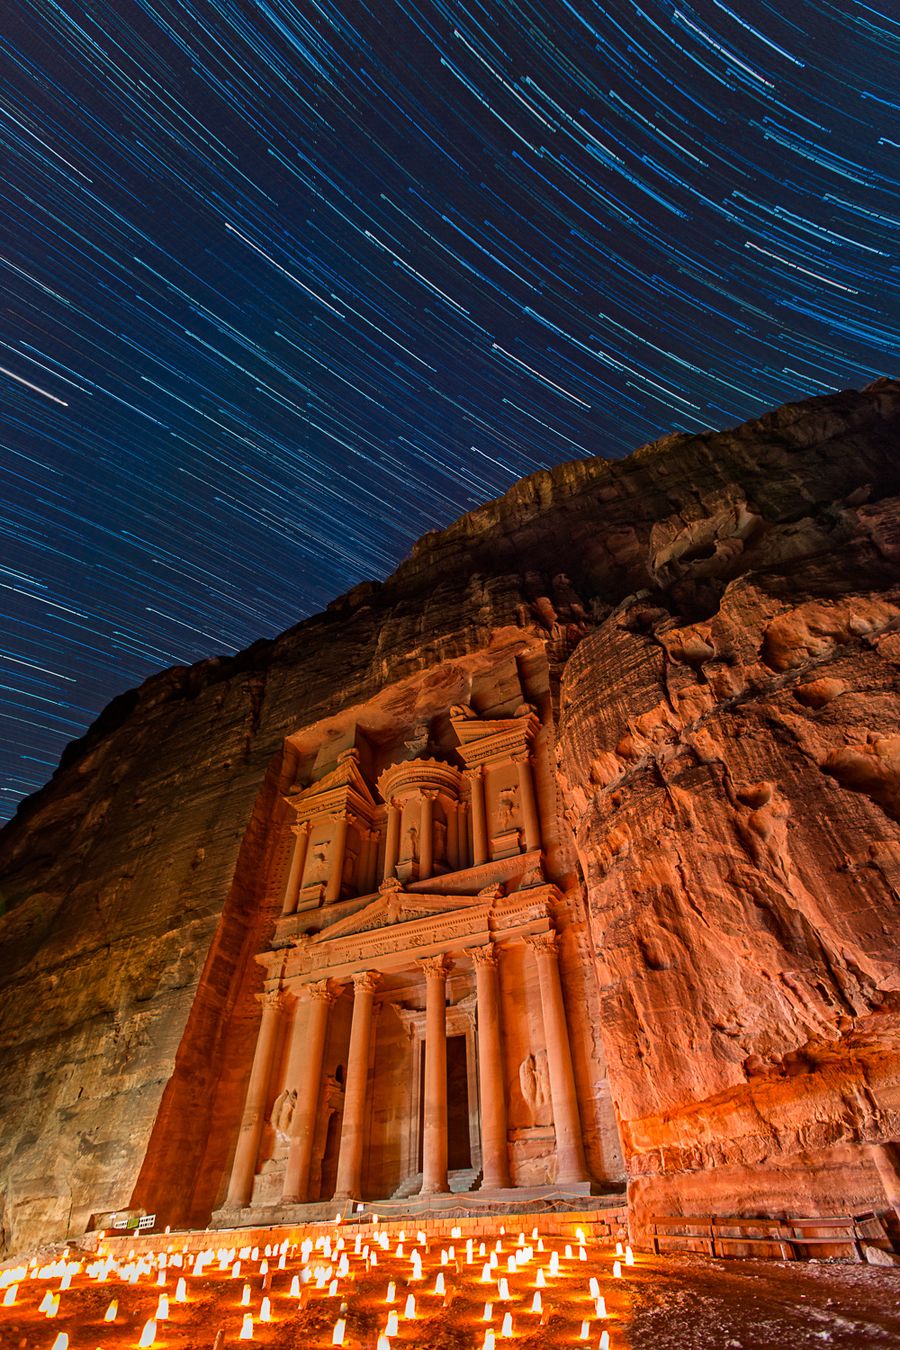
xmin=310 ymin=888 xmax=485 ymax=943
xmin=285 ymin=750 xmax=378 ymax=821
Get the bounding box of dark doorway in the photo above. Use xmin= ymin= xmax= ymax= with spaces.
xmin=319 ymin=1109 xmax=341 ymax=1200
xmin=416 ymin=1034 xmax=472 ymax=1173
xmin=446 ymin=1035 xmax=472 ymax=1170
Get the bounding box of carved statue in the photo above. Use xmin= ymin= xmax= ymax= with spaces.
xmin=519 ymin=1052 xmax=551 ymax=1122
xmin=270 ymin=1087 xmax=297 ymax=1139
xmin=403 ymin=822 xmax=419 ymax=861
xmin=497 ymin=786 xmax=519 ymax=830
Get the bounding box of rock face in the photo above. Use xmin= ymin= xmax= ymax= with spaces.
xmin=2 ymin=379 xmax=900 ymax=1253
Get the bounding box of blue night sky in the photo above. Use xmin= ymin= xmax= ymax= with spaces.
xmin=1 ymin=0 xmax=898 ymax=823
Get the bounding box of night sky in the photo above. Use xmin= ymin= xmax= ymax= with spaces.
xmin=2 ymin=1 xmax=898 ymax=824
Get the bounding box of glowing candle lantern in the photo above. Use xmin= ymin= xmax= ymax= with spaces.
xmin=500 ymin=1311 xmax=513 ymax=1338
xmin=259 ymin=1296 xmax=272 ymax=1322
xmin=579 ymin=1245 xmax=587 ymax=1261
xmin=497 ymin=1278 xmax=510 ymax=1301
xmin=39 ymin=1292 xmax=54 ymax=1313
xmin=596 ymin=1296 xmax=607 ymax=1318
xmin=395 ymin=1243 xmax=404 ymax=1258
xmin=613 ymin=1261 xmax=622 ymax=1279
xmin=278 ymin=1253 xmax=286 ymax=1270
xmin=549 ymin=1251 xmax=560 ymax=1276
xmin=440 ymin=1248 xmax=448 ymax=1265
xmin=105 ymin=1299 xmax=118 ymax=1321
xmin=175 ymin=1276 xmax=187 ymax=1302
xmin=157 ymin=1269 xmax=166 ymax=1286
xmin=328 ymin=1279 xmax=338 ymax=1297
xmin=231 ymin=1261 xmax=242 ymax=1278
xmin=482 ymin=1332 xmax=495 ymax=1350
xmin=241 ymin=1283 xmax=251 ymax=1306
xmin=46 ymin=1294 xmax=60 ymax=1319
xmin=599 ymin=1333 xmax=610 ymax=1350
xmin=2 ymin=1284 xmax=17 ymax=1306
xmin=580 ymin=1320 xmax=591 ymax=1339
xmin=51 ymin=1336 xmax=68 ymax=1350
xmin=615 ymin=1242 xmax=623 ymax=1256
xmin=377 ymin=1337 xmax=391 ymax=1350
xmin=625 ymin=1245 xmax=635 ymax=1266
xmin=386 ymin=1311 xmax=399 ymax=1335
xmin=506 ymin=1256 xmax=516 ymax=1274
xmin=386 ymin=1280 xmax=396 ymax=1303
xmin=259 ymin=1259 xmax=268 ymax=1275
xmin=434 ymin=1272 xmax=445 ymax=1295
xmin=404 ymin=1293 xmax=416 ymax=1319
xmin=370 ymin=1252 xmax=379 ymax=1267
xmin=479 ymin=1242 xmax=486 ymax=1258
xmin=289 ymin=1275 xmax=301 ymax=1298
xmin=530 ymin=1291 xmax=542 ymax=1313
xmin=565 ymin=1244 xmax=574 ymax=1260
xmin=481 ymin=1263 xmax=493 ymax=1283
xmin=138 ymin=1318 xmax=157 ymax=1347
xmin=239 ymin=1313 xmax=253 ymax=1340
xmin=576 ymin=1228 xmax=586 ymax=1244
xmin=536 ymin=1268 xmax=546 ymax=1288
xmin=332 ymin=1318 xmax=346 ymax=1345
xmin=483 ymin=1301 xmax=493 ymax=1321
xmin=155 ymin=1293 xmax=169 ymax=1319
xmin=411 ymin=1251 xmax=423 ymax=1280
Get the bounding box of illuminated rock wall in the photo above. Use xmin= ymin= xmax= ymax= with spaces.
xmin=1 ymin=379 xmax=899 ymax=1252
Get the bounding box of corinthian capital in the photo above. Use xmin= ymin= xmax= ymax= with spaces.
xmin=418 ymin=954 xmax=452 ymax=981
xmin=524 ymin=931 xmax=559 ymax=960
xmin=351 ymin=970 xmax=381 ymax=995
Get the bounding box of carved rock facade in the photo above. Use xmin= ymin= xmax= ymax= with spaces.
xmin=1 ymin=380 xmax=900 ymax=1251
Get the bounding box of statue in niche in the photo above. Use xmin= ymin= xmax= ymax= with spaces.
xmin=342 ymin=846 xmax=358 ymax=889
xmin=270 ymin=1087 xmax=297 ymax=1140
xmin=403 ymin=822 xmax=419 ymax=862
xmin=308 ymin=842 xmax=329 ymax=883
xmin=497 ymin=785 xmax=519 ymax=830
xmin=519 ymin=1051 xmax=551 ymax=1123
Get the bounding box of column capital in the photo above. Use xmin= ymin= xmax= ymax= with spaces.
xmin=420 ymin=788 xmax=438 ymax=801
xmin=463 ymin=765 xmax=484 ymax=782
xmin=418 ymin=954 xmax=452 ymax=981
xmin=524 ymin=931 xmax=559 ymax=960
xmin=351 ymin=970 xmax=381 ymax=995
xmin=511 ymin=751 xmax=532 ymax=766
xmin=305 ymin=979 xmax=340 ymax=1005
xmin=256 ymin=987 xmax=288 ymax=1011
xmin=291 ymin=819 xmax=312 ymax=838
xmin=470 ymin=942 xmax=498 ymax=970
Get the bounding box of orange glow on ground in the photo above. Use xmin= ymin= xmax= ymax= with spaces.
xmin=0 ymin=1222 xmax=631 ymax=1348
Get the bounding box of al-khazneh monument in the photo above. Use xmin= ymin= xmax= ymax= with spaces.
xmin=2 ymin=381 xmax=900 ymax=1255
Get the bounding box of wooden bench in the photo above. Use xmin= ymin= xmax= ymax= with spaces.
xmin=649 ymin=1213 xmax=865 ymax=1262
xmin=782 ymin=1216 xmax=862 ymax=1261
xmin=650 ymin=1215 xmax=716 ymax=1256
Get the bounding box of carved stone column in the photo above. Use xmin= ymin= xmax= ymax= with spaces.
xmin=419 ymin=791 xmax=436 ymax=880
xmin=383 ymin=799 xmax=401 ymax=881
xmin=445 ymin=801 xmax=459 ymax=871
xmin=472 ymin=944 xmax=510 ymax=1189
xmin=419 ymin=955 xmax=452 ymax=1194
xmin=282 ymin=981 xmax=339 ymax=1203
xmin=225 ymin=989 xmax=286 ymax=1208
xmin=526 ymin=933 xmax=589 ymax=1185
xmin=333 ymin=971 xmax=381 ymax=1200
xmin=325 ymin=811 xmax=350 ymax=904
xmin=282 ymin=821 xmax=311 ymax=916
xmin=362 ymin=828 xmax=379 ymax=894
xmin=465 ymin=768 xmax=489 ymax=866
xmin=514 ymin=754 xmax=542 ymax=853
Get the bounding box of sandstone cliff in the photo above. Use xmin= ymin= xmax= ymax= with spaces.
xmin=1 ymin=378 xmax=899 ymax=1252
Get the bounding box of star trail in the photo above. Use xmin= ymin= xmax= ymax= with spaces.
xmin=1 ymin=0 xmax=898 ymax=823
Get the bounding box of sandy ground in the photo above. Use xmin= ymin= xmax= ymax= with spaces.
xmin=625 ymin=1255 xmax=900 ymax=1348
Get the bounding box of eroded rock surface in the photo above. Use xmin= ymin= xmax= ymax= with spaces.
xmin=2 ymin=379 xmax=900 ymax=1252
